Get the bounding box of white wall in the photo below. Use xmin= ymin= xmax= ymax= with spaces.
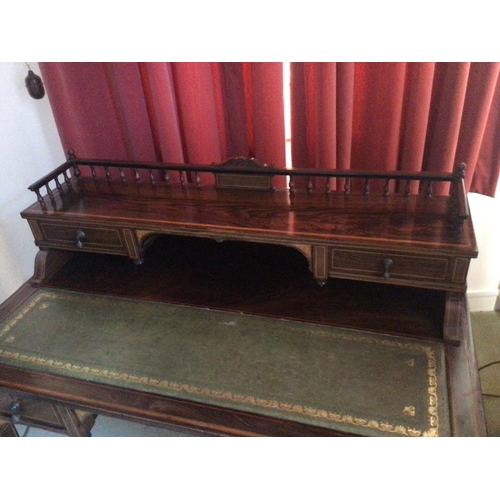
xmin=0 ymin=62 xmax=64 ymax=303
xmin=0 ymin=61 xmax=499 ymax=310
xmin=468 ymin=186 xmax=500 ymax=311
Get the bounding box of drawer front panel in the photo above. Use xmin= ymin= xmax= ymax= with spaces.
xmin=39 ymin=223 xmax=125 ymax=252
xmin=0 ymin=389 xmax=96 ymax=436
xmin=330 ymin=249 xmax=449 ymax=282
xmin=0 ymin=390 xmax=64 ymax=431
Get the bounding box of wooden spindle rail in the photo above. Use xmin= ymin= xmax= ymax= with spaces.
xmin=26 ymin=152 xmax=470 ymax=227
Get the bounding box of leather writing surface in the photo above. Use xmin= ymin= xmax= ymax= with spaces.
xmin=0 ymin=289 xmax=449 ymax=437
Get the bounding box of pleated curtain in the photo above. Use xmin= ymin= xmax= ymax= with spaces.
xmin=290 ymin=62 xmax=500 ymax=196
xmin=39 ymin=62 xmax=500 ymax=196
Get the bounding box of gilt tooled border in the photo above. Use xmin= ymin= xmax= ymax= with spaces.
xmin=0 ymin=291 xmax=441 ymax=437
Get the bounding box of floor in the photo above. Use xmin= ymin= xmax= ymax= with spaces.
xmin=470 ymin=310 xmax=500 ymax=437
xmin=12 ymin=309 xmax=500 ymax=438
xmin=16 ymin=416 xmax=209 ymax=437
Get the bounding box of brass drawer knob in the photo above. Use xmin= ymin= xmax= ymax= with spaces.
xmin=383 ymin=258 xmax=393 ymax=279
xmin=75 ymin=230 xmax=86 ymax=249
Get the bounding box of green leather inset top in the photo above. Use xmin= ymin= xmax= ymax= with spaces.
xmin=0 ymin=289 xmax=449 ymax=436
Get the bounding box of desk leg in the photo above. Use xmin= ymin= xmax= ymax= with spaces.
xmin=0 ymin=421 xmax=19 ymax=437
xmin=53 ymin=406 xmax=96 ymax=437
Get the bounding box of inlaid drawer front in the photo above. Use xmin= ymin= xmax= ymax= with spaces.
xmin=0 ymin=389 xmax=64 ymax=431
xmin=330 ymin=249 xmax=449 ymax=282
xmin=39 ymin=223 xmax=125 ymax=252
xmin=0 ymin=389 xmax=96 ymax=436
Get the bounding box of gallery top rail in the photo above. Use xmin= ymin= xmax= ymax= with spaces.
xmin=27 ymin=150 xmax=469 ymax=225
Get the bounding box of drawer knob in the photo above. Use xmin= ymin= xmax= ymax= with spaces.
xmin=9 ymin=401 xmax=21 ymax=424
xmin=75 ymin=230 xmax=86 ymax=249
xmin=382 ymin=258 xmax=393 ymax=279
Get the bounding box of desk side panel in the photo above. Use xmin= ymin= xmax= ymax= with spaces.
xmin=445 ymin=294 xmax=487 ymax=436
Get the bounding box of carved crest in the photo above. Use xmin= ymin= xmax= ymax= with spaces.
xmin=214 ymin=157 xmax=275 ymax=190
xmin=217 ymin=157 xmax=274 ymax=170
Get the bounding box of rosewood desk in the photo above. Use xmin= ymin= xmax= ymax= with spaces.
xmin=0 ymin=155 xmax=486 ymax=436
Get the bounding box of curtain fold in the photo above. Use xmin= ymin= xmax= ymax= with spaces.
xmin=454 ymin=63 xmax=500 ymax=191
xmin=290 ymin=62 xmax=351 ymax=189
xmin=471 ymin=73 xmax=500 ymax=195
xmin=399 ymin=62 xmax=435 ymax=194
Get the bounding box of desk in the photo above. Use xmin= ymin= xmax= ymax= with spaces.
xmin=0 ymin=156 xmax=486 ymax=436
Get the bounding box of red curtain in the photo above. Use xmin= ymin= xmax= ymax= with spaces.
xmin=290 ymin=62 xmax=500 ymax=196
xmin=39 ymin=62 xmax=286 ymax=185
xmin=40 ymin=62 xmax=500 ymax=196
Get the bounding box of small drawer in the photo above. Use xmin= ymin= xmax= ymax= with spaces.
xmin=0 ymin=390 xmax=65 ymax=431
xmin=330 ymin=248 xmax=449 ymax=283
xmin=38 ymin=222 xmax=126 ymax=253
xmin=0 ymin=389 xmax=96 ymax=436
